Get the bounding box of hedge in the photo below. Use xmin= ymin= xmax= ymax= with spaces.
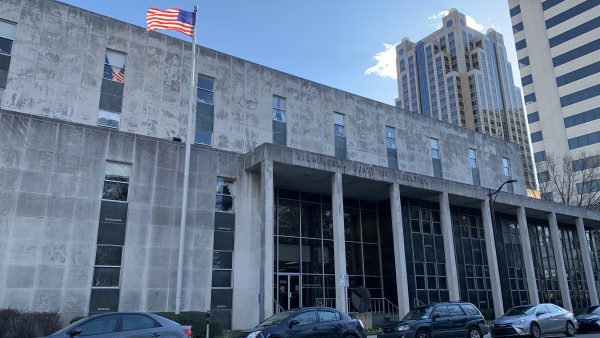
xmin=0 ymin=308 xmax=62 ymax=338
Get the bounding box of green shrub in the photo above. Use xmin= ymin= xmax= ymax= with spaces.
xmin=0 ymin=308 xmax=62 ymax=338
xmin=156 ymin=311 xmax=223 ymax=338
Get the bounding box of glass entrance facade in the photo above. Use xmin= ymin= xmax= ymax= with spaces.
xmin=273 ymin=189 xmax=387 ymax=311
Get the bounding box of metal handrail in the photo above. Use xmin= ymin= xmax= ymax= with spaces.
xmin=274 ymin=299 xmax=285 ymax=313
xmin=315 ymin=297 xmax=336 ymax=308
xmin=371 ymin=298 xmax=401 ymax=321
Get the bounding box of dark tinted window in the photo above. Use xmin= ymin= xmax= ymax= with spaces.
xmin=521 ymin=74 xmax=533 ymax=86
xmin=560 ymin=83 xmax=600 ymax=107
xmin=434 ymin=305 xmax=449 ymax=317
xmin=543 ymin=0 xmax=564 ymax=11
xmin=122 ymin=314 xmax=159 ymax=331
xmin=77 ymin=315 xmax=118 ymax=336
xmin=293 ymin=310 xmax=317 ymax=325
xmin=95 ymin=245 xmax=122 ymax=266
xmin=528 ymin=111 xmax=539 ymax=123
xmin=318 ymin=310 xmax=340 ymax=322
xmin=550 ymin=17 xmax=600 ymax=48
xmin=448 ymin=304 xmax=465 ymax=317
xmin=530 ymin=131 xmax=543 ymax=143
xmin=461 ymin=304 xmax=480 ymax=316
xmin=546 ymin=1 xmax=600 ymax=29
xmin=510 ymin=5 xmax=521 ymax=17
xmin=553 ymin=38 xmax=600 ymax=67
xmin=515 ymin=39 xmax=527 ymax=51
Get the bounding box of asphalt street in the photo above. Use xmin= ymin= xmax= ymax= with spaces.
xmin=365 ymin=333 xmax=600 ymax=338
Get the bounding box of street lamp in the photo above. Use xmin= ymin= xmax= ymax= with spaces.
xmin=488 ymin=179 xmax=517 ymax=229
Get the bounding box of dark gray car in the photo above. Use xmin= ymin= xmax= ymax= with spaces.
xmin=491 ymin=304 xmax=576 ymax=338
xmin=41 ymin=313 xmax=192 ymax=338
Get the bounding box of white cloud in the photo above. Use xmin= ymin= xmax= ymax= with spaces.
xmin=465 ymin=15 xmax=485 ymax=33
xmin=364 ymin=43 xmax=398 ymax=80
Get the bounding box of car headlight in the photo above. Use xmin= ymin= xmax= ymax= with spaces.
xmin=246 ymin=331 xmax=262 ymax=338
xmin=396 ymin=325 xmax=411 ymax=331
xmin=514 ymin=319 xmax=526 ymax=327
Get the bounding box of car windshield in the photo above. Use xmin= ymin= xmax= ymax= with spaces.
xmin=585 ymin=306 xmax=600 ymax=314
xmin=403 ymin=307 xmax=433 ymax=320
xmin=257 ymin=311 xmax=294 ymax=327
xmin=505 ymin=306 xmax=536 ymax=316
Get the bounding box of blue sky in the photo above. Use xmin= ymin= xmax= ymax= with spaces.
xmin=60 ymin=0 xmax=520 ymax=105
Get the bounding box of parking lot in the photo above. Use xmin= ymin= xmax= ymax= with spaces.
xmin=365 ymin=332 xmax=600 ymax=338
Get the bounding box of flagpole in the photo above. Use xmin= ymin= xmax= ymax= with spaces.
xmin=175 ymin=3 xmax=198 ymax=315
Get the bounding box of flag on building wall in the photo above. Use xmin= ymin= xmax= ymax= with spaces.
xmin=146 ymin=8 xmax=196 ymax=38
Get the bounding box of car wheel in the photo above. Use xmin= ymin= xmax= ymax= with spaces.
xmin=530 ymin=323 xmax=541 ymax=338
xmin=468 ymin=327 xmax=481 ymax=338
xmin=565 ymin=321 xmax=575 ymax=337
xmin=416 ymin=329 xmax=431 ymax=338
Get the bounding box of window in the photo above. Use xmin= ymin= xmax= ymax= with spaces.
xmin=385 ymin=126 xmax=396 ymax=149
xmin=524 ymin=93 xmax=536 ymax=104
xmin=102 ymin=162 xmax=131 ymax=202
xmin=334 ymin=112 xmax=345 ymax=137
xmin=447 ymin=304 xmax=465 ymax=317
xmin=91 ymin=162 xmax=131 ymax=313
xmin=560 ymin=83 xmax=600 ymax=107
xmin=216 ymin=177 xmax=234 ymax=212
xmin=76 ymin=315 xmax=119 ymax=336
xmin=512 ymin=22 xmax=524 ymax=34
xmin=564 ymin=107 xmax=600 ymax=128
xmin=293 ymin=310 xmax=317 ymax=325
xmin=431 ymin=138 xmax=442 ymax=178
xmin=196 ymin=74 xmax=215 ymax=145
xmin=468 ymin=148 xmax=477 ymax=169
xmin=550 ymin=17 xmax=600 ymax=48
xmin=461 ymin=304 xmax=480 ymax=316
xmin=521 ymin=75 xmax=533 ymax=86
xmin=502 ymin=158 xmax=511 ymax=177
xmin=530 ymin=131 xmax=543 ymax=143
xmin=515 ymin=39 xmax=527 ymax=51
xmin=572 ymin=155 xmax=600 ymax=171
xmin=528 ymin=111 xmax=540 ymax=124
xmin=434 ymin=306 xmax=449 ymax=318
xmin=318 ymin=310 xmax=340 ymax=322
xmin=534 ymin=151 xmax=547 ymax=163
xmin=545 ymin=1 xmax=600 ymax=29
xmin=553 ymin=37 xmax=600 ymax=67
xmin=0 ymin=20 xmax=16 ymax=89
xmin=430 ymin=138 xmax=440 ymax=159
xmin=568 ymin=131 xmax=600 ymax=149
xmin=510 ymin=5 xmax=521 ymax=17
xmin=272 ymin=95 xmax=286 ymax=122
xmin=121 ymin=314 xmax=159 ymax=331
xmin=577 ymin=180 xmax=600 ymax=194
xmin=272 ymin=95 xmax=287 ymax=145
xmin=334 ymin=112 xmax=346 ymax=159
xmin=519 ymin=57 xmax=530 ymax=68
xmin=98 ymin=50 xmax=126 ymax=128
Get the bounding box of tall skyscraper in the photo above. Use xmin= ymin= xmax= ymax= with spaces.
xmin=509 ymin=0 xmax=600 ymax=203
xmin=396 ymin=9 xmax=535 ymax=188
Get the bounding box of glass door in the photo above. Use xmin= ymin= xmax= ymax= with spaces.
xmin=277 ymin=274 xmax=301 ymax=311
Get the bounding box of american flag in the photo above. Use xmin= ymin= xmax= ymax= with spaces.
xmin=112 ymin=67 xmax=125 ymax=83
xmin=146 ymin=8 xmax=196 ymax=38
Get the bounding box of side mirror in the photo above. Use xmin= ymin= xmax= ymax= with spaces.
xmin=536 ymin=312 xmax=545 ymax=316
xmin=288 ymin=319 xmax=300 ymax=328
xmin=433 ymin=313 xmax=441 ymax=320
xmin=68 ymin=328 xmax=82 ymax=337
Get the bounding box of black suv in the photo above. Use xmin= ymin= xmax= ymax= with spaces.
xmin=232 ymin=307 xmax=367 ymax=338
xmin=377 ymin=302 xmax=489 ymax=338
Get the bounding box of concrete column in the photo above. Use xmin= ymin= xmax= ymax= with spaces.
xmin=390 ymin=184 xmax=410 ymax=317
xmin=577 ymin=217 xmax=599 ymax=305
xmin=548 ymin=212 xmax=572 ymax=311
xmin=517 ymin=207 xmax=539 ymax=304
xmin=261 ymin=160 xmax=274 ymax=320
xmin=481 ymin=200 xmax=504 ymax=317
xmin=332 ymin=171 xmax=348 ymax=312
xmin=439 ymin=192 xmax=459 ymax=301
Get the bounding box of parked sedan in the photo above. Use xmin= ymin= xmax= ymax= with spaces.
xmin=42 ymin=312 xmax=192 ymax=338
xmin=576 ymin=305 xmax=600 ymax=332
xmin=491 ymin=304 xmax=576 ymax=338
xmin=232 ymin=307 xmax=367 ymax=338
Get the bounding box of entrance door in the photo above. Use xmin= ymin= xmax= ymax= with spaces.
xmin=277 ymin=274 xmax=301 ymax=311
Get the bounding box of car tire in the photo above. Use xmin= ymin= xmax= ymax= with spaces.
xmin=468 ymin=326 xmax=481 ymax=338
xmin=565 ymin=321 xmax=575 ymax=337
xmin=416 ymin=329 xmax=431 ymax=338
xmin=530 ymin=323 xmax=541 ymax=338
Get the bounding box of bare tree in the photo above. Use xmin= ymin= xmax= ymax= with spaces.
xmin=535 ymin=152 xmax=600 ymax=210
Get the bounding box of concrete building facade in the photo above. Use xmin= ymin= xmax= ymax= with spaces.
xmin=509 ymin=0 xmax=600 ymax=203
xmin=1 ymin=0 xmax=600 ymax=330
xmin=396 ymin=9 xmax=535 ymax=190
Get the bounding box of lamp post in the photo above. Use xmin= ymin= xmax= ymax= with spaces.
xmin=488 ymin=179 xmax=517 ymax=229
